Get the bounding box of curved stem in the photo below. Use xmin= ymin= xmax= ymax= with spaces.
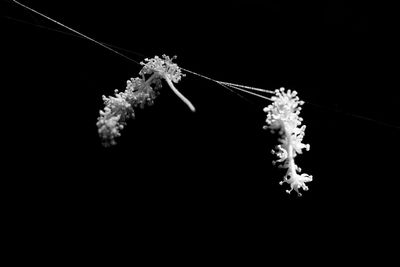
xmin=165 ymin=77 xmax=196 ymax=112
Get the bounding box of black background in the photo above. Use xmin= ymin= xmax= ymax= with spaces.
xmin=2 ymin=0 xmax=398 ymax=255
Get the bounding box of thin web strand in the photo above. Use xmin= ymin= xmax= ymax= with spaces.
xmin=223 ymin=84 xmax=272 ymax=101
xmin=10 ymin=2 xmax=400 ymax=130
xmin=12 ymin=0 xmax=141 ymax=66
xmin=8 ymin=3 xmax=263 ymax=103
xmin=1 ymin=15 xmax=148 ymax=59
xmin=179 ymin=67 xmax=265 ymax=103
xmin=4 ymin=11 xmax=256 ymax=104
xmin=304 ymin=99 xmax=400 ymax=130
xmin=180 ymin=67 xmax=256 ymax=103
xmin=215 ymin=82 xmax=257 ymax=105
xmin=218 ymin=81 xmax=275 ymax=94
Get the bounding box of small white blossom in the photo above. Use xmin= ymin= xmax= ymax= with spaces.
xmin=140 ymin=54 xmax=186 ymax=83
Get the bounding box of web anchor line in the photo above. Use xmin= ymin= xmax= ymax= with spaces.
xmin=10 ymin=1 xmax=400 ymax=130
xmin=11 ymin=0 xmax=141 ymax=66
xmin=11 ymin=0 xmax=274 ymax=103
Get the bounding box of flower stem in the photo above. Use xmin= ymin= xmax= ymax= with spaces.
xmin=165 ymin=76 xmax=196 ymax=112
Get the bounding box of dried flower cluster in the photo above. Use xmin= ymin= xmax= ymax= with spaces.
xmin=263 ymin=88 xmax=313 ymax=196
xmin=97 ymin=55 xmax=192 ymax=147
xmin=97 ymin=77 xmax=162 ymax=147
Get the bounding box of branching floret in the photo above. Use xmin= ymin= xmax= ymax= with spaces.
xmin=140 ymin=55 xmax=185 ymax=83
xmin=97 ymin=77 xmax=161 ymax=147
xmin=263 ymin=87 xmax=313 ymax=196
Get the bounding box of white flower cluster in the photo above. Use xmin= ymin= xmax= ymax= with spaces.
xmin=97 ymin=77 xmax=161 ymax=147
xmin=263 ymin=87 xmax=313 ymax=196
xmin=140 ymin=54 xmax=185 ymax=83
xmin=97 ymin=54 xmax=191 ymax=147
xmin=97 ymin=91 xmax=133 ymax=147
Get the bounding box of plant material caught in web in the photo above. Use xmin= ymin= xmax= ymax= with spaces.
xmin=263 ymin=88 xmax=313 ymax=196
xmin=97 ymin=55 xmax=194 ymax=147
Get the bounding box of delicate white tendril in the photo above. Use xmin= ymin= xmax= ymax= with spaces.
xmin=140 ymin=55 xmax=195 ymax=112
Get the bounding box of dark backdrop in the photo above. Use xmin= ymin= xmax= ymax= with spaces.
xmin=2 ymin=0 xmax=398 ymax=250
